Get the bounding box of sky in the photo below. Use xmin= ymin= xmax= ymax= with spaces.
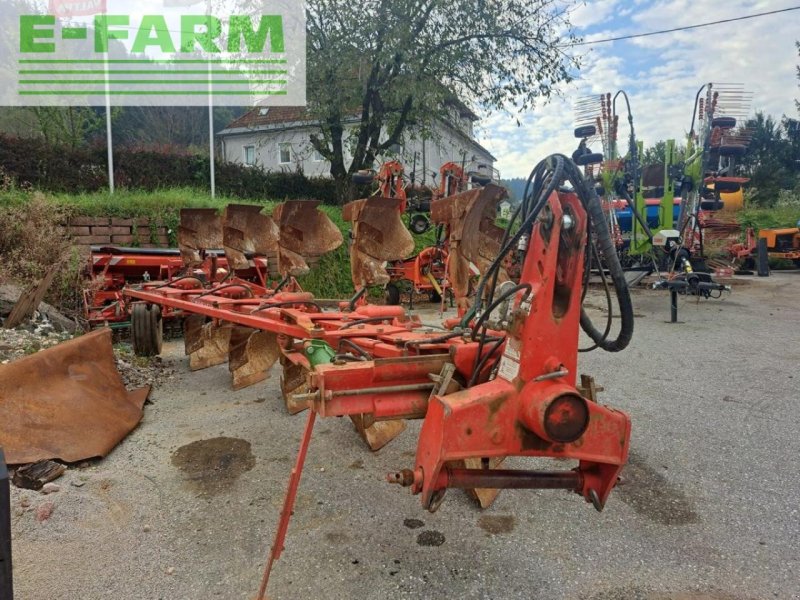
xmin=476 ymin=0 xmax=800 ymax=179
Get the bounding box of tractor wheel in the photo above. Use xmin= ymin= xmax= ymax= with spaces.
xmin=131 ymin=302 xmax=163 ymax=357
xmin=574 ymin=125 xmax=597 ymax=138
xmin=719 ymin=145 xmax=746 ymax=158
xmin=351 ymin=171 xmax=374 ymax=185
xmin=711 ymin=116 xmax=736 ymax=129
xmin=575 ymin=152 xmax=604 ymax=166
xmin=713 ymin=180 xmax=741 ymax=193
xmin=700 ymin=200 xmax=724 ymax=212
xmin=429 ymin=289 xmax=442 ymax=303
xmin=385 ymin=283 xmax=401 ymax=306
xmin=756 ymin=238 xmax=770 ymax=277
xmin=410 ymin=214 xmax=431 ymax=235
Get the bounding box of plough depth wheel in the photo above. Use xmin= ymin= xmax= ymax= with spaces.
xmin=131 ymin=302 xmax=162 ymax=357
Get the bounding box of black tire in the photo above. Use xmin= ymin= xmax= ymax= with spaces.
xmin=713 ymin=180 xmax=741 ymax=193
xmin=719 ymin=145 xmax=746 ymax=158
xmin=409 ymin=214 xmax=431 ymax=235
xmin=574 ymin=125 xmax=597 ymax=138
xmin=385 ymin=283 xmax=401 ymax=305
xmin=429 ymin=290 xmax=442 ymax=303
xmin=756 ymin=237 xmax=770 ymax=277
xmin=711 ymin=116 xmax=736 ymax=129
xmin=575 ymin=152 xmax=603 ymax=166
xmin=351 ymin=171 xmax=374 ymax=185
xmin=131 ymin=302 xmax=163 ymax=356
xmin=700 ymin=200 xmax=724 ymax=211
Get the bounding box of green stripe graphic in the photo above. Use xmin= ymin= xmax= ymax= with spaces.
xmin=20 ymin=80 xmax=288 ymax=85
xmin=19 ymin=90 xmax=289 ymax=96
xmin=19 ymin=70 xmax=288 ymax=75
xmin=19 ymin=59 xmax=288 ymax=64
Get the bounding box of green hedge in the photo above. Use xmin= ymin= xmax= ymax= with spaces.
xmin=0 ymin=134 xmax=369 ymax=204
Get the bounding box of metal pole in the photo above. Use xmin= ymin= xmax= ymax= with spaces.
xmin=208 ymin=101 xmax=216 ymax=198
xmin=670 ymin=289 xmax=678 ymax=323
xmin=206 ymin=7 xmax=216 ymax=199
xmin=0 ymin=448 xmax=12 ymax=600
xmin=104 ymin=49 xmax=114 ymax=194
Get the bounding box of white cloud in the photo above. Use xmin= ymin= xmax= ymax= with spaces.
xmin=482 ymin=0 xmax=800 ymax=177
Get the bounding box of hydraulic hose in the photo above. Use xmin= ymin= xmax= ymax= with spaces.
xmin=558 ymin=156 xmax=634 ymax=352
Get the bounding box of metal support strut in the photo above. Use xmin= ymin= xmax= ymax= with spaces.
xmin=255 ymin=411 xmax=316 ymax=600
xmin=0 ymin=448 xmax=13 ymax=600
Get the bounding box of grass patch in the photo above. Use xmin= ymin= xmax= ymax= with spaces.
xmin=0 ymin=188 xmax=440 ymax=300
xmin=738 ymin=205 xmax=800 ymax=233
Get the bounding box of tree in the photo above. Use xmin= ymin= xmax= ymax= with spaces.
xmin=303 ymin=0 xmax=577 ymax=201
xmin=739 ymin=112 xmax=796 ymax=205
xmin=28 ymin=107 xmax=107 ymax=149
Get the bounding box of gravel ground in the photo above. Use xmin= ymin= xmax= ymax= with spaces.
xmin=7 ymin=273 xmax=800 ymax=600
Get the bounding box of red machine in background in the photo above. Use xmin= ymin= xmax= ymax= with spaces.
xmin=383 ymin=161 xmax=500 ymax=306
xmin=84 ymin=245 xmax=268 ymax=326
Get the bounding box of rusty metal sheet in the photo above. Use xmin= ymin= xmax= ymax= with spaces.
xmin=0 ymin=328 xmax=149 ymax=465
xmin=179 ymin=208 xmax=223 ymax=266
xmin=222 ymin=205 xmax=280 ymax=271
xmin=274 ymin=200 xmax=343 ymax=257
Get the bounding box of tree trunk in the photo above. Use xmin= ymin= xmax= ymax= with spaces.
xmin=333 ymin=173 xmax=355 ymax=205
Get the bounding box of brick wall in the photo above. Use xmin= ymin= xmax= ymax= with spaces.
xmin=64 ymin=217 xmax=172 ymax=249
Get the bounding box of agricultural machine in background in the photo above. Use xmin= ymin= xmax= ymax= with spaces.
xmin=573 ymin=84 xmax=751 ymax=298
xmin=120 ymin=152 xmax=636 ymax=599
xmin=349 ymin=159 xmax=500 ymax=307
xmin=83 ymin=245 xmax=269 ymax=328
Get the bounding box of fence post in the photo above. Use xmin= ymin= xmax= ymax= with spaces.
xmin=0 ymin=448 xmax=12 ymax=600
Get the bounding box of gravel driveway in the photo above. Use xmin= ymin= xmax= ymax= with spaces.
xmin=9 ymin=273 xmax=800 ymax=600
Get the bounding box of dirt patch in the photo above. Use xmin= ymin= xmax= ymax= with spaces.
xmin=416 ymin=530 xmax=445 ymax=546
xmin=617 ymin=451 xmax=699 ymax=525
xmin=171 ymin=437 xmax=255 ymax=497
xmin=477 ymin=515 xmax=515 ymax=534
xmin=403 ymin=518 xmax=424 ymax=529
xmin=324 ymin=531 xmax=350 ymax=544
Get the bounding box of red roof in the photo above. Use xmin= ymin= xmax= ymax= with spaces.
xmin=225 ymin=106 xmax=312 ymax=129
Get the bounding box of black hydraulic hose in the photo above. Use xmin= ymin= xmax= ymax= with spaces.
xmin=557 ymin=156 xmax=634 ymax=352
xmin=618 ymin=187 xmax=653 ymax=241
xmin=273 ymin=274 xmax=291 ymax=293
xmin=470 ymin=284 xmax=532 ymax=341
xmin=338 ymin=338 xmax=373 ymax=360
xmin=339 ymin=315 xmax=393 ymax=329
xmin=461 ymin=158 xmax=562 ymax=328
xmin=347 ymin=286 xmax=367 ymax=311
xmin=467 ymin=336 xmax=506 ymax=387
xmin=250 ymin=300 xmax=322 ymax=313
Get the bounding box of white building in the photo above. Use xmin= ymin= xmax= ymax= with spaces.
xmin=217 ymin=102 xmax=497 ymax=184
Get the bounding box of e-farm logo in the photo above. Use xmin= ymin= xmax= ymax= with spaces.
xmin=1 ymin=0 xmax=306 ymax=107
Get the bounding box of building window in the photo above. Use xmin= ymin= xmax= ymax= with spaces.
xmin=312 ymin=148 xmax=325 ymax=162
xmin=243 ymin=145 xmax=255 ymax=165
xmin=278 ymin=142 xmax=292 ymax=164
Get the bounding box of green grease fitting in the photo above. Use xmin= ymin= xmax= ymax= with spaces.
xmin=304 ymin=339 xmax=335 ymax=367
